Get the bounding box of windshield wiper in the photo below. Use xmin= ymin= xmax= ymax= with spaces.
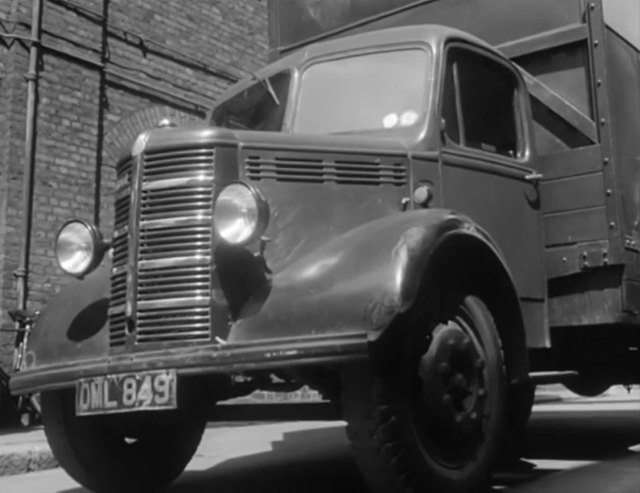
xmin=252 ymin=73 xmax=280 ymax=107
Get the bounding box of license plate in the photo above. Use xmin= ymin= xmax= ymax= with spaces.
xmin=75 ymin=369 xmax=177 ymax=416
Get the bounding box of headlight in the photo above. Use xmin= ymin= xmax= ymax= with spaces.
xmin=55 ymin=220 xmax=106 ymax=278
xmin=213 ymin=183 xmax=269 ymax=245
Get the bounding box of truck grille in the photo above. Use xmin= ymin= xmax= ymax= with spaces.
xmin=109 ymin=146 xmax=215 ymax=348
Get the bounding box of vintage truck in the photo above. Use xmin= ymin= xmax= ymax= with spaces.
xmin=10 ymin=0 xmax=640 ymax=492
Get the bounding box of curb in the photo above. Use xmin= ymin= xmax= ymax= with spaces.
xmin=0 ymin=428 xmax=57 ymax=477
xmin=0 ymin=445 xmax=57 ymax=476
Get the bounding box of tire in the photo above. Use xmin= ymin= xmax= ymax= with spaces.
xmin=42 ymin=389 xmax=206 ymax=493
xmin=503 ymin=382 xmax=535 ymax=461
xmin=342 ymin=295 xmax=507 ymax=493
xmin=509 ymin=383 xmax=535 ymax=429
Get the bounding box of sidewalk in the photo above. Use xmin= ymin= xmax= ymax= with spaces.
xmin=535 ymin=383 xmax=640 ymax=403
xmin=0 ymin=385 xmax=637 ymax=477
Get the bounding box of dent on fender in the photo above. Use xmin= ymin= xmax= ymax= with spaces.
xmin=363 ymin=225 xmax=430 ymax=330
xmin=230 ymin=210 xmax=474 ymax=342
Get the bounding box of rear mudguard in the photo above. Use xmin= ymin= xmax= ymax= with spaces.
xmin=17 ymin=209 xmax=518 ymax=380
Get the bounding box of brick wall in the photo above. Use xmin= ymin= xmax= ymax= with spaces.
xmin=0 ymin=0 xmax=268 ymax=366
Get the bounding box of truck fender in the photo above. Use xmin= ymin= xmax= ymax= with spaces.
xmin=230 ymin=209 xmax=524 ymax=352
xmin=21 ymin=261 xmax=110 ymax=371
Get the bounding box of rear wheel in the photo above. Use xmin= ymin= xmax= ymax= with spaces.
xmin=503 ymin=382 xmax=535 ymax=462
xmin=42 ymin=389 xmax=206 ymax=493
xmin=342 ymin=295 xmax=507 ymax=493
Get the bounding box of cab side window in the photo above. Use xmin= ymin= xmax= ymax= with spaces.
xmin=442 ymin=47 xmax=520 ymax=158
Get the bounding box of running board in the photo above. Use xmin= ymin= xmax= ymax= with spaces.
xmin=528 ymin=371 xmax=579 ymax=385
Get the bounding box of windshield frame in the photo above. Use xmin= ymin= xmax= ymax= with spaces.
xmin=291 ymin=42 xmax=435 ymax=140
xmin=208 ymin=68 xmax=296 ymax=133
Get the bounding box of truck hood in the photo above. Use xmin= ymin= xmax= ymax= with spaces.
xmin=139 ymin=124 xmax=411 ymax=157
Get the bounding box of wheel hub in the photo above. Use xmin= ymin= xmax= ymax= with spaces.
xmin=416 ymin=319 xmax=489 ymax=460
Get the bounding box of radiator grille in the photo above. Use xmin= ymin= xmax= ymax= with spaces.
xmin=137 ymin=264 xmax=210 ymax=301
xmin=245 ymin=155 xmax=407 ymax=186
xmin=140 ymin=187 xmax=213 ymax=220
xmin=109 ymin=156 xmax=132 ymax=345
xmin=138 ymin=225 xmax=211 ymax=259
xmin=143 ymin=148 xmax=215 ymax=181
xmin=109 ymin=147 xmax=215 ymax=347
xmin=136 ymin=305 xmax=211 ymax=343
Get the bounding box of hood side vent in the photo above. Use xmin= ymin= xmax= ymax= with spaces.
xmin=245 ymin=153 xmax=407 ymax=186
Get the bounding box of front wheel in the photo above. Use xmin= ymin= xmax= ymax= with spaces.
xmin=342 ymin=295 xmax=507 ymax=493
xmin=42 ymin=389 xmax=206 ymax=493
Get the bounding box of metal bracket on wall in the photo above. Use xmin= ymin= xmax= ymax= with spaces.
xmin=546 ymin=240 xmax=612 ymax=279
xmin=579 ymin=247 xmax=610 ymax=270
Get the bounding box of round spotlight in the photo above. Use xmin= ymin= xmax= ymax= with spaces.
xmin=55 ymin=220 xmax=106 ymax=278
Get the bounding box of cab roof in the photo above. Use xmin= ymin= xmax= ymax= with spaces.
xmin=221 ymin=24 xmax=500 ymax=101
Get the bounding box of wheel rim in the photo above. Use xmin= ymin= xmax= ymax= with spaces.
xmin=409 ymin=307 xmax=491 ymax=467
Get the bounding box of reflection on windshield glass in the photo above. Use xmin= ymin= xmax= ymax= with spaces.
xmin=294 ymin=49 xmax=431 ymax=136
xmin=211 ymin=72 xmax=290 ymax=131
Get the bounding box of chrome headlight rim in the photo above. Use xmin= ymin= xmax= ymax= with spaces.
xmin=213 ymin=182 xmax=270 ymax=246
xmin=55 ymin=220 xmax=106 ymax=278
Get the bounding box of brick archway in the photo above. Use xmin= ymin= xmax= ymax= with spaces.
xmin=102 ymin=106 xmax=204 ymax=164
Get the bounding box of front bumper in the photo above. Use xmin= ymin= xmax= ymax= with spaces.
xmin=11 ymin=333 xmax=368 ymax=394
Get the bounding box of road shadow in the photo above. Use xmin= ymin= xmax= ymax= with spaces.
xmin=56 ymin=403 xmax=640 ymax=493
xmin=172 ymin=425 xmax=367 ymax=493
xmin=523 ymin=406 xmax=640 ymax=461
xmin=494 ymin=404 xmax=640 ymax=490
xmin=174 ymin=405 xmax=640 ymax=493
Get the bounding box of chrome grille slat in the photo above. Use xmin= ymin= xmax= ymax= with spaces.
xmin=137 ymin=305 xmax=210 ymax=318
xmin=145 ymin=148 xmax=213 ymax=160
xmin=136 ymin=333 xmax=210 ymax=343
xmin=138 ymin=256 xmax=210 ymax=270
xmin=137 ymin=318 xmax=210 ymax=327
xmin=142 ymin=176 xmax=213 ymax=191
xmin=138 ymin=277 xmax=209 ymax=289
xmin=109 ymin=310 xmax=127 ymax=347
xmin=140 ymin=186 xmax=213 ymax=219
xmin=138 ymin=284 xmax=209 ymax=300
xmin=109 ymin=147 xmax=215 ymax=347
xmin=138 ymin=247 xmax=210 ymax=257
xmin=136 ymin=323 xmax=210 ymax=332
xmin=136 ymin=303 xmax=210 ymax=342
xmin=114 ymin=196 xmax=130 ymax=226
xmin=112 ymin=235 xmax=128 ymax=265
xmin=139 ymin=225 xmax=211 ymax=258
xmin=142 ymin=191 xmax=212 ymax=205
xmin=140 ymin=217 xmax=210 ymax=230
xmin=141 ymin=149 xmax=214 ymax=182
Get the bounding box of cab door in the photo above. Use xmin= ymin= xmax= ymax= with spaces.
xmin=439 ymin=44 xmax=547 ymax=347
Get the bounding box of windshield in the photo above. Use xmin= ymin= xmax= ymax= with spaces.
xmin=294 ymin=49 xmax=431 ymax=136
xmin=211 ymin=71 xmax=290 ymax=131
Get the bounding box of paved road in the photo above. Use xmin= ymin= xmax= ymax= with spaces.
xmin=1 ymin=391 xmax=638 ymax=492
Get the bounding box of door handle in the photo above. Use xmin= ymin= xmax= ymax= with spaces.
xmin=524 ymin=172 xmax=543 ymax=183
